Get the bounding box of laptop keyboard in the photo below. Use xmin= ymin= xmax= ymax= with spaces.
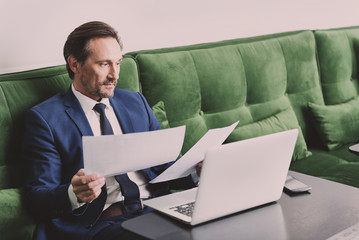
xmin=170 ymin=202 xmax=195 ymax=217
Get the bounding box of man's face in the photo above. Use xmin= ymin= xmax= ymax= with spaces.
xmin=72 ymin=37 xmax=123 ymax=101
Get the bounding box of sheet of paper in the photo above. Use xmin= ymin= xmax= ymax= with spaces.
xmin=349 ymin=143 xmax=359 ymax=152
xmin=83 ymin=126 xmax=185 ymax=177
xmin=150 ymin=121 xmax=239 ymax=183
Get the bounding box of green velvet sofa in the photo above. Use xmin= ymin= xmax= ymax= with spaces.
xmin=2 ymin=26 xmax=359 ymax=239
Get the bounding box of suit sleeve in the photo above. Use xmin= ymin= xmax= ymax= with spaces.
xmin=22 ymin=108 xmax=73 ymax=218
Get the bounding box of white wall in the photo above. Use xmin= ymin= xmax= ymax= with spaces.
xmin=0 ymin=0 xmax=358 ymax=74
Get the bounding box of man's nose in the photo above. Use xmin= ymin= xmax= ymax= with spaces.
xmin=108 ymin=64 xmax=120 ymax=80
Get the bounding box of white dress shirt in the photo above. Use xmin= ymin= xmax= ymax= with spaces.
xmin=68 ymin=84 xmax=150 ymax=211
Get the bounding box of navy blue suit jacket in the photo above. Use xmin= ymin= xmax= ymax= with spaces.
xmin=22 ymin=87 xmax=194 ymax=240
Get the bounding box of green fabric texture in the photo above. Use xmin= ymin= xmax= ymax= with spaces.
xmin=0 ymin=188 xmax=35 ymax=240
xmin=151 ymin=101 xmax=170 ymax=129
xmin=117 ymin=56 xmax=141 ymax=92
xmin=127 ymin=30 xmax=306 ymax=56
xmin=277 ymin=32 xmax=324 ymax=146
xmin=290 ymin=143 xmax=359 ymax=187
xmin=227 ymin=107 xmax=311 ymax=161
xmin=308 ymin=97 xmax=359 ymax=150
xmin=315 ymin=29 xmax=359 ymax=105
xmin=0 ymin=77 xmax=71 ymax=190
xmin=136 ymin=31 xmax=319 ymax=156
xmin=151 ymin=101 xmax=184 ymax=160
xmin=290 ymin=148 xmax=348 ymax=176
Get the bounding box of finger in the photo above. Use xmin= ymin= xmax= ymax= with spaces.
xmin=79 ymin=173 xmax=99 ymax=185
xmin=71 ymin=169 xmax=86 ymax=186
xmin=74 ymin=173 xmax=103 ymax=186
xmin=196 ymin=162 xmax=203 ymax=176
xmin=77 ymin=186 xmax=102 ymax=199
xmin=71 ymin=171 xmax=105 ymax=203
xmin=77 ymin=185 xmax=104 ymax=203
xmin=76 ymin=168 xmax=85 ymax=176
xmin=73 ymin=176 xmax=105 ymax=193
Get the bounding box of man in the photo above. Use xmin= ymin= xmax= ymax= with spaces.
xmin=23 ymin=21 xmax=197 ymax=240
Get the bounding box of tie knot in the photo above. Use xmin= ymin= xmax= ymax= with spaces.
xmin=93 ymin=103 xmax=106 ymax=114
xmin=93 ymin=103 xmax=113 ymax=135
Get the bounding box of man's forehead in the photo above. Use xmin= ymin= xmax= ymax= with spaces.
xmin=87 ymin=37 xmax=122 ymax=59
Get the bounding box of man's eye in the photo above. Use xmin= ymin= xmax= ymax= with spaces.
xmin=100 ymin=63 xmax=108 ymax=67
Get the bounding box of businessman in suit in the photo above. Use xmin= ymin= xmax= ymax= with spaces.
xmin=22 ymin=21 xmax=197 ymax=240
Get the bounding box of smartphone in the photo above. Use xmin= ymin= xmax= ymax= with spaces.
xmin=284 ymin=175 xmax=312 ymax=193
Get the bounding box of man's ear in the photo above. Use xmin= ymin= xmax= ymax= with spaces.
xmin=67 ymin=56 xmax=80 ymax=74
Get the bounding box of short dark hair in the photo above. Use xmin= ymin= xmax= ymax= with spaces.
xmin=63 ymin=21 xmax=123 ymax=79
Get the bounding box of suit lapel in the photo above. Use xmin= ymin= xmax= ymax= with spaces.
xmin=110 ymin=97 xmax=134 ymax=134
xmin=63 ymin=87 xmax=135 ymax=135
xmin=63 ymin=88 xmax=93 ymax=136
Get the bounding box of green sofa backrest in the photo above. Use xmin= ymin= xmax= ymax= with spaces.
xmin=314 ymin=27 xmax=359 ymax=105
xmin=131 ymin=31 xmax=323 ymax=157
xmin=2 ymin=26 xmax=359 ymax=188
xmin=0 ymin=56 xmax=139 ymax=190
xmin=0 ymin=66 xmax=71 ymax=190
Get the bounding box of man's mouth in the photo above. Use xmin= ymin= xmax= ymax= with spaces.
xmin=103 ymin=80 xmax=117 ymax=86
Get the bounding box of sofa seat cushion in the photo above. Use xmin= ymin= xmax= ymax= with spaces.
xmin=0 ymin=188 xmax=35 ymax=240
xmin=308 ymin=97 xmax=359 ymax=150
xmin=290 ymin=143 xmax=359 ymax=187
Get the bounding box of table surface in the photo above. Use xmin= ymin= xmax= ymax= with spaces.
xmin=122 ymin=171 xmax=359 ymax=240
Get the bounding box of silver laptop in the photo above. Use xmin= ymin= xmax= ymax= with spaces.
xmin=143 ymin=129 xmax=298 ymax=226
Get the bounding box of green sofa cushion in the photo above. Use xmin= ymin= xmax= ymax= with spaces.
xmin=151 ymin=101 xmax=170 ymax=129
xmin=0 ymin=188 xmax=35 ymax=240
xmin=227 ymin=107 xmax=311 ymax=161
xmin=314 ymin=29 xmax=359 ymax=105
xmin=0 ymin=74 xmax=71 ymax=189
xmin=290 ymin=143 xmax=359 ymax=187
xmin=152 ymin=101 xmax=185 ymax=160
xmin=136 ymin=31 xmax=320 ymax=154
xmin=308 ymin=97 xmax=359 ymax=150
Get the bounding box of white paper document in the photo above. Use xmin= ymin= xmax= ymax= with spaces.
xmin=83 ymin=126 xmax=186 ymax=177
xmin=349 ymin=143 xmax=359 ymax=153
xmin=150 ymin=121 xmax=239 ymax=183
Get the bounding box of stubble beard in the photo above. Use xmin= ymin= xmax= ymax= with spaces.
xmin=81 ymin=77 xmax=117 ymax=99
xmin=97 ymin=83 xmax=116 ymax=99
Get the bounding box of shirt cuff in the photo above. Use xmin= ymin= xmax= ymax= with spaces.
xmin=191 ymin=171 xmax=200 ymax=186
xmin=68 ymin=184 xmax=86 ymax=210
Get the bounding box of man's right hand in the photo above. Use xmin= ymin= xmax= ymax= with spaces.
xmin=71 ymin=169 xmax=105 ymax=203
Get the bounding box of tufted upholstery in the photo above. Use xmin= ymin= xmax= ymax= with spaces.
xmin=134 ymin=31 xmax=321 ymax=155
xmin=127 ymin=27 xmax=359 ymax=189
xmin=315 ymin=27 xmax=359 ymax=105
xmin=288 ymin=27 xmax=359 ymax=185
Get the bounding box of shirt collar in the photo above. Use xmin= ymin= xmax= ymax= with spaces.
xmin=71 ymin=84 xmax=111 ymax=113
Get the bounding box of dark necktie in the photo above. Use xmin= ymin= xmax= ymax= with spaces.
xmin=93 ymin=103 xmax=142 ymax=214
